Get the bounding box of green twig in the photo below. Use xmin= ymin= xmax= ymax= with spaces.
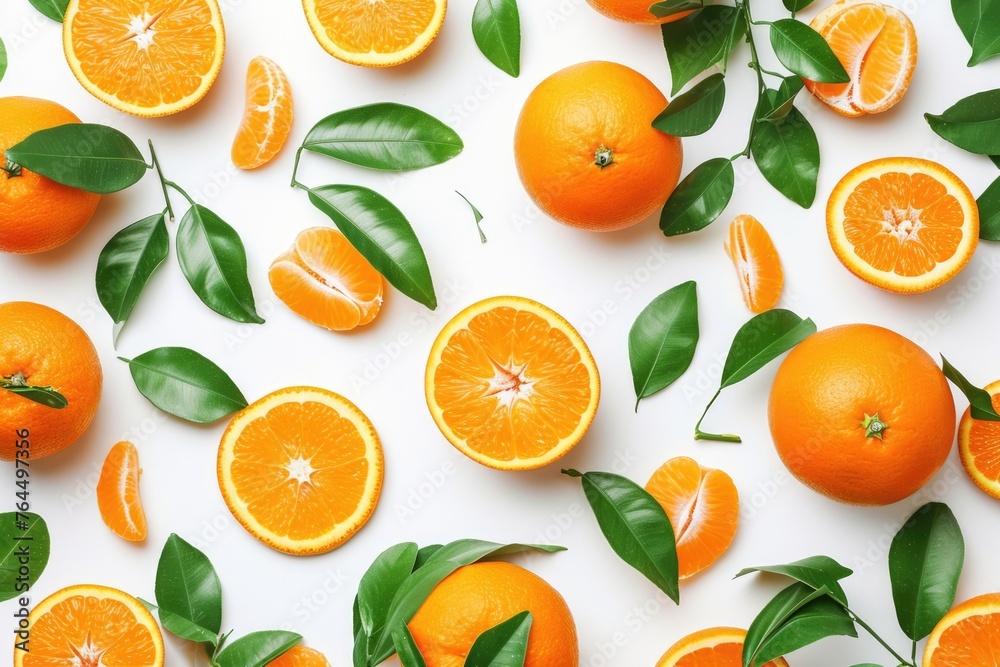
xmin=845 ymin=608 xmax=915 ymax=667
xmin=694 ymin=389 xmax=743 ymax=443
xmin=148 ymin=141 xmax=175 ymax=221
xmin=165 ymin=181 xmax=196 ymax=208
xmin=731 ymin=0 xmax=767 ymax=160
xmin=290 ymin=145 xmax=305 ymax=188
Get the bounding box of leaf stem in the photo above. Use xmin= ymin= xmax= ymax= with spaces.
xmin=290 ymin=145 xmax=304 ymax=188
xmin=165 ymin=180 xmax=196 ymax=208
xmin=732 ymin=0 xmax=767 ymax=160
xmin=694 ymin=389 xmax=743 ymax=443
xmin=845 ymin=607 xmax=914 ymax=667
xmin=148 ymin=141 xmax=175 ymax=221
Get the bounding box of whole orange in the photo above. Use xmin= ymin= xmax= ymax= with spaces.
xmin=587 ymin=0 xmax=693 ymax=23
xmin=0 ymin=96 xmax=101 ymax=254
xmin=514 ymin=61 xmax=683 ymax=231
xmin=768 ymin=324 xmax=955 ymax=506
xmin=408 ymin=561 xmax=578 ymax=667
xmin=0 ymin=302 xmax=103 ymax=461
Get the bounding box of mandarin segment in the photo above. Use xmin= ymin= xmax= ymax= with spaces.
xmin=724 ymin=215 xmax=784 ymax=314
xmin=97 ymin=441 xmax=147 ymax=542
xmin=232 ymin=56 xmax=293 ymax=170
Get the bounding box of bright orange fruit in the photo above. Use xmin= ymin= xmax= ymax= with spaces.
xmin=232 ymin=56 xmax=293 ymax=170
xmin=656 ymin=627 xmax=790 ymax=667
xmin=958 ymin=380 xmax=1000 ymax=500
xmin=586 ymin=0 xmax=692 ymax=24
xmin=97 ymin=441 xmax=147 ymax=542
xmin=267 ymin=646 xmax=331 ymax=667
xmin=269 ymin=227 xmax=384 ymax=332
xmin=724 ymin=214 xmax=784 ymax=314
xmin=924 ymin=593 xmax=1000 ymax=666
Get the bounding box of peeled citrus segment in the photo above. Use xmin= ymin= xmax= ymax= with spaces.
xmin=267 ymin=646 xmax=331 ymax=667
xmin=724 ymin=214 xmax=784 ymax=314
xmin=15 ymin=584 xmax=164 ymax=667
xmin=269 ymin=227 xmax=383 ymax=332
xmin=218 ymin=386 xmax=383 ymax=555
xmin=63 ymin=0 xmax=225 ymax=117
xmin=302 ymin=0 xmax=446 ymax=67
xmin=924 ymin=593 xmax=1000 ymax=666
xmin=97 ymin=441 xmax=147 ymax=542
xmin=656 ymin=627 xmax=789 ymax=667
xmin=425 ymin=296 xmax=600 ymax=471
xmin=232 ymin=56 xmax=293 ymax=170
xmin=827 ymin=157 xmax=979 ymax=293
xmin=958 ymin=380 xmax=1000 ymax=500
xmin=645 ymin=457 xmax=739 ymax=579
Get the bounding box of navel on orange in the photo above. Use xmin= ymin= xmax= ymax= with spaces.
xmin=425 ymin=296 xmax=600 ymax=471
xmin=924 ymin=593 xmax=1000 ymax=666
xmin=97 ymin=441 xmax=147 ymax=542
xmin=63 ymin=0 xmax=225 ymax=117
xmin=724 ymin=214 xmax=784 ymax=314
xmin=656 ymin=627 xmax=789 ymax=667
xmin=218 ymin=386 xmax=383 ymax=555
xmin=232 ymin=56 xmax=294 ymax=170
xmin=958 ymin=380 xmax=1000 ymax=500
xmin=827 ymin=157 xmax=978 ymax=293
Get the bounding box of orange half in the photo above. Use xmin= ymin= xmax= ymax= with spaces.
xmin=724 ymin=214 xmax=784 ymax=314
xmin=232 ymin=56 xmax=294 ymax=170
xmin=96 ymin=441 xmax=147 ymax=542
xmin=924 ymin=593 xmax=1000 ymax=666
xmin=63 ymin=0 xmax=225 ymax=117
xmin=425 ymin=296 xmax=600 ymax=471
xmin=656 ymin=627 xmax=789 ymax=667
xmin=218 ymin=386 xmax=384 ymax=555
xmin=958 ymin=380 xmax=1000 ymax=500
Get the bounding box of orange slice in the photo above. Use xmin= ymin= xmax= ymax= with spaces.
xmin=63 ymin=0 xmax=225 ymax=117
xmin=218 ymin=386 xmax=383 ymax=555
xmin=805 ymin=0 xmax=916 ymax=117
xmin=724 ymin=214 xmax=784 ymax=314
xmin=302 ymin=0 xmax=447 ymax=68
xmin=96 ymin=441 xmax=147 ymax=542
xmin=425 ymin=296 xmax=600 ymax=471
xmin=232 ymin=56 xmax=293 ymax=170
xmin=924 ymin=593 xmax=1000 ymax=666
xmin=827 ymin=157 xmax=979 ymax=293
xmin=14 ymin=584 xmax=164 ymax=667
xmin=269 ymin=227 xmax=384 ymax=332
xmin=656 ymin=627 xmax=790 ymax=667
xmin=645 ymin=457 xmax=739 ymax=579
xmin=267 ymin=646 xmax=331 ymax=667
xmin=958 ymin=380 xmax=1000 ymax=500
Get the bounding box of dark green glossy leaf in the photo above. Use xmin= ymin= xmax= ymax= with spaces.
xmin=660 ymin=157 xmax=734 ymax=236
xmin=751 ymin=101 xmax=819 ymax=207
xmin=735 ymin=555 xmax=852 ymax=605
xmin=753 ymin=590 xmax=857 ymax=665
xmin=629 ymin=281 xmax=699 ymax=409
xmin=722 ymin=309 xmax=816 ymax=388
xmin=414 ymin=544 xmax=443 ymax=570
xmin=563 ymin=469 xmax=679 ymax=603
xmin=353 ymin=626 xmax=368 ymax=667
xmin=302 ymin=103 xmax=463 ymax=171
xmin=942 ymin=355 xmax=1000 ymax=420
xmin=308 ymin=184 xmax=437 ymax=309
xmin=744 ymin=583 xmax=852 ymax=667
xmin=27 ymin=0 xmax=68 ymax=21
xmin=472 ymin=0 xmax=521 ymax=77
xmin=457 ymin=191 xmax=487 ymax=243
xmin=358 ymin=543 xmax=418 ymax=648
xmin=144 ymin=602 xmax=218 ymax=644
xmin=465 ymin=611 xmax=532 ymax=667
xmin=760 ymin=77 xmax=804 ymax=124
xmin=155 ymin=534 xmax=223 ymax=637
xmin=0 ymin=38 xmax=7 ymax=84
xmin=952 ymin=0 xmax=1000 ymax=65
xmin=769 ymin=19 xmax=850 ymax=83
xmin=783 ymin=0 xmax=816 ymax=12
xmin=978 ymin=174 xmax=1000 ymax=240
xmin=989 ymin=154 xmax=1000 ymax=168
xmin=890 ymin=502 xmax=965 ymax=641
xmin=96 ymin=214 xmax=169 ymax=338
xmin=653 ymin=74 xmax=726 ymax=137
xmin=0 ymin=513 xmax=50 ymax=602
xmin=926 ymin=90 xmax=1000 ymax=155
xmin=393 ymin=625 xmax=428 ymax=667
xmin=662 ymin=6 xmax=746 ymax=95
xmin=0 ymin=382 xmax=68 ymax=409
xmin=123 ymin=347 xmax=248 ymax=423
xmin=216 ymin=631 xmax=301 ymax=667
xmin=650 ymin=0 xmax=703 ymax=19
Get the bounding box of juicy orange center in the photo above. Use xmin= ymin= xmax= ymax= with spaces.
xmin=967 ymin=394 xmax=1000 ymax=481
xmin=933 ymin=612 xmax=1000 ymax=664
xmin=674 ymin=642 xmax=741 ymax=666
xmin=313 ymin=0 xmax=436 ymax=54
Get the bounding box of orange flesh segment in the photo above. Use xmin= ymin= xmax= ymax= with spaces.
xmin=96 ymin=441 xmax=147 ymax=542
xmin=964 ymin=392 xmax=1000 ymax=486
xmin=931 ymin=612 xmax=1000 ymax=664
xmin=856 ymin=8 xmax=912 ymax=109
xmin=311 ymin=0 xmax=437 ymax=54
xmin=232 ymin=56 xmax=293 ymax=170
xmin=724 ymin=215 xmax=784 ymax=314
xmin=675 ymin=642 xmax=741 ymax=666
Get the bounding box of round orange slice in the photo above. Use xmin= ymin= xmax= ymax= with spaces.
xmin=656 ymin=627 xmax=789 ymax=667
xmin=64 ymin=0 xmax=225 ymax=117
xmin=97 ymin=441 xmax=147 ymax=542
xmin=827 ymin=157 xmax=979 ymax=293
xmin=14 ymin=584 xmax=164 ymax=667
xmin=267 ymin=646 xmax=331 ymax=667
xmin=302 ymin=0 xmax=446 ymax=68
xmin=924 ymin=593 xmax=1000 ymax=666
xmin=645 ymin=457 xmax=739 ymax=579
xmin=232 ymin=56 xmax=294 ymax=170
xmin=958 ymin=380 xmax=1000 ymax=500
xmin=425 ymin=296 xmax=600 ymax=471
xmin=724 ymin=214 xmax=784 ymax=314
xmin=218 ymin=386 xmax=384 ymax=555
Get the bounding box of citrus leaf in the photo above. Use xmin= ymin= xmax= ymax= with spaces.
xmin=393 ymin=625 xmax=428 ymax=667
xmin=977 ymin=173 xmax=1000 ymax=240
xmin=650 ymin=0 xmax=703 ymax=19
xmin=653 ymin=73 xmax=726 ymax=137
xmin=990 ymin=154 xmax=1000 ymax=169
xmin=414 ymin=544 xmax=443 ymax=570
xmin=629 ymin=281 xmax=699 ymax=409
xmin=0 ymin=513 xmax=50 ymax=602
xmin=357 ymin=543 xmax=419 ymax=647
xmin=353 ymin=626 xmax=368 ymax=667
xmin=464 ymin=611 xmax=532 ymax=667
xmin=752 ymin=589 xmax=857 ymax=666
xmin=941 ymin=355 xmax=1000 ymax=420
xmin=662 ymin=6 xmax=746 ymax=95
xmin=751 ymin=101 xmax=819 ymax=208
xmin=783 ymin=0 xmax=817 ymax=11
xmin=660 ymin=157 xmax=735 ymax=236
xmin=759 ymin=77 xmax=804 ymax=124
xmin=472 ymin=0 xmax=521 ymax=77
xmin=216 ymin=631 xmax=301 ymax=667
xmin=96 ymin=214 xmax=169 ymax=340
xmin=769 ymin=19 xmax=850 ymax=83
xmin=0 ymin=383 xmax=68 ymax=409
xmin=456 ymin=191 xmax=487 ymax=243
xmin=926 ymin=90 xmax=1000 ymax=155
xmin=0 ymin=38 xmax=7 ymax=84
xmin=721 ymin=309 xmax=816 ymax=388
xmin=27 ymin=0 xmax=68 ymax=21
xmin=735 ymin=555 xmax=853 ymax=605
xmin=155 ymin=534 xmax=223 ymax=637
xmin=960 ymin=0 xmax=1000 ymax=65
xmin=144 ymin=603 xmax=219 ymax=644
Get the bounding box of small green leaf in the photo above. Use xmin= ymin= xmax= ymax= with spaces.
xmin=660 ymin=157 xmax=735 ymax=236
xmin=989 ymin=154 xmax=1000 ymax=169
xmin=941 ymin=355 xmax=1000 ymax=421
xmin=0 ymin=38 xmax=7 ymax=84
xmin=393 ymin=625 xmax=428 ymax=667
xmin=769 ymin=19 xmax=850 ymax=83
xmin=155 ymin=534 xmax=223 ymax=637
xmin=735 ymin=555 xmax=853 ymax=606
xmin=783 ymin=0 xmax=816 ymax=12
xmin=216 ymin=631 xmax=301 ymax=667
xmin=721 ymin=310 xmax=816 ymax=388
xmin=760 ymin=77 xmax=804 ymax=124
xmin=301 ymin=103 xmax=463 ymax=171
xmin=751 ymin=100 xmax=819 ymax=208
xmin=926 ymin=90 xmax=1000 ymax=155
xmin=456 ymin=191 xmax=487 ymax=243
xmin=464 ymin=611 xmax=533 ymax=667
xmin=0 ymin=380 xmax=68 ymax=409
xmin=308 ymin=184 xmax=437 ymax=309
xmin=753 ymin=589 xmax=857 ymax=666
xmin=650 ymin=0 xmax=703 ymax=19
xmin=123 ymin=347 xmax=248 ymax=423
xmin=629 ymin=281 xmax=699 ymax=409
xmin=662 ymin=6 xmax=746 ymax=95
xmin=96 ymin=214 xmax=169 ymax=339
xmin=415 ymin=544 xmax=443 ymax=570
xmin=978 ymin=174 xmax=1000 ymax=240
xmin=957 ymin=0 xmax=1000 ymax=66
xmin=357 ymin=543 xmax=419 ymax=646
xmin=472 ymin=0 xmax=521 ymax=77
xmin=0 ymin=513 xmax=50 ymax=602
xmin=156 ymin=607 xmax=219 ymax=644
xmin=653 ymin=74 xmax=726 ymax=137
xmin=563 ymin=469 xmax=679 ymax=603
xmin=27 ymin=0 xmax=69 ymax=21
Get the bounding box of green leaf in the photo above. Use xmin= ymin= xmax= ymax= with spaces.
xmin=96 ymin=214 xmax=169 ymax=339
xmin=457 ymin=191 xmax=487 ymax=243
xmin=629 ymin=281 xmax=699 ymax=409
xmin=990 ymin=154 xmax=1000 ymax=169
xmin=925 ymin=90 xmax=1000 ymax=155
xmin=177 ymin=204 xmax=263 ymax=324
xmin=5 ymin=124 xmax=147 ymax=193
xmin=353 ymin=626 xmax=368 ymax=667
xmin=957 ymin=0 xmax=1000 ymax=66
xmin=735 ymin=555 xmax=853 ymax=606
xmin=308 ymin=185 xmax=437 ymax=309
xmin=0 ymin=38 xmax=7 ymax=84
xmin=751 ymin=101 xmax=819 ymax=207
xmin=0 ymin=382 xmax=68 ymax=409
xmin=760 ymin=77 xmax=804 ymax=124
xmin=662 ymin=6 xmax=746 ymax=95
xmin=0 ymin=513 xmax=50 ymax=602
xmin=464 ymin=611 xmax=533 ymax=667
xmin=660 ymin=157 xmax=735 ymax=236
xmin=941 ymin=355 xmax=1000 ymax=421
xmin=155 ymin=606 xmax=219 ymax=644
xmin=721 ymin=310 xmax=816 ymax=388
xmin=301 ymin=103 xmax=463 ymax=171
xmin=783 ymin=0 xmax=816 ymax=12
xmin=357 ymin=543 xmax=419 ymax=645
xmin=650 ymin=0 xmax=703 ymax=19
xmin=123 ymin=347 xmax=248 ymax=423
xmin=653 ymin=73 xmax=726 ymax=137
xmin=155 ymin=534 xmax=223 ymax=637
xmin=890 ymin=502 xmax=965 ymax=641
xmin=216 ymin=631 xmax=301 ymax=667
xmin=563 ymin=469 xmax=679 ymax=603
xmin=393 ymin=625 xmax=428 ymax=667
xmin=472 ymin=0 xmax=521 ymax=77
xmin=769 ymin=19 xmax=850 ymax=83
xmin=27 ymin=0 xmax=69 ymax=21
xmin=415 ymin=544 xmax=443 ymax=570
xmin=978 ymin=174 xmax=1000 ymax=240
xmin=753 ymin=590 xmax=857 ymax=665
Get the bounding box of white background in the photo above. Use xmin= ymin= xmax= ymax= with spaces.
xmin=2 ymin=0 xmax=1000 ymax=664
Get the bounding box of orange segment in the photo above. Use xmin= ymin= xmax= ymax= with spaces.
xmin=302 ymin=0 xmax=447 ymax=67
xmin=425 ymin=296 xmax=600 ymax=471
xmin=958 ymin=380 xmax=1000 ymax=500
xmin=724 ymin=214 xmax=784 ymax=314
xmin=15 ymin=584 xmax=164 ymax=667
xmin=267 ymin=646 xmax=331 ymax=667
xmin=656 ymin=627 xmax=789 ymax=667
xmin=827 ymin=157 xmax=979 ymax=293
xmin=218 ymin=386 xmax=383 ymax=555
xmin=924 ymin=593 xmax=1000 ymax=666
xmin=63 ymin=0 xmax=225 ymax=117
xmin=645 ymin=457 xmax=739 ymax=579
xmin=96 ymin=441 xmax=147 ymax=542
xmin=232 ymin=56 xmax=293 ymax=170
xmin=269 ymin=227 xmax=383 ymax=332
